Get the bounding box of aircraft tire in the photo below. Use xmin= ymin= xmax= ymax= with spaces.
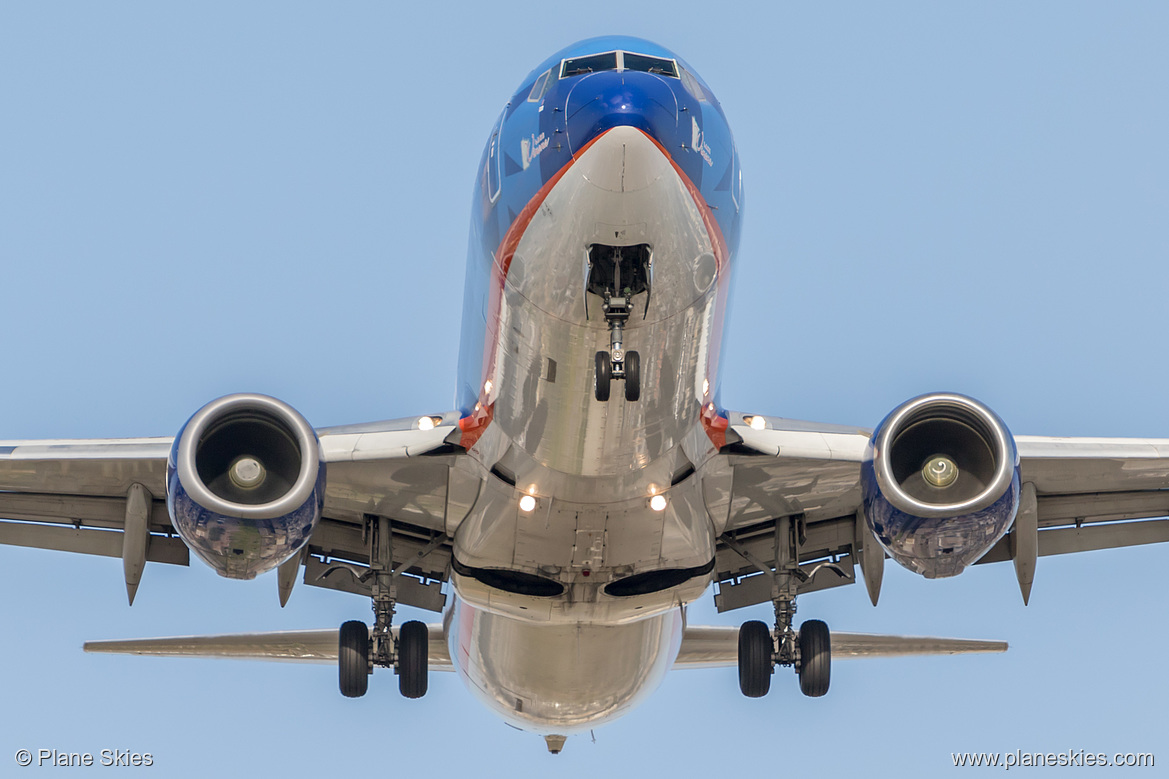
xmin=339 ymin=620 xmax=369 ymax=698
xmin=798 ymin=619 xmax=831 ymax=697
xmin=738 ymin=620 xmax=772 ymax=697
xmin=595 ymin=351 xmax=612 ymax=402
xmin=624 ymin=351 xmax=641 ymax=402
xmin=398 ymin=620 xmax=429 ymax=699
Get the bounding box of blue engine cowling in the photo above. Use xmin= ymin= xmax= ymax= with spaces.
xmin=166 ymin=394 xmax=325 ymax=580
xmin=861 ymin=393 xmax=1019 ymax=579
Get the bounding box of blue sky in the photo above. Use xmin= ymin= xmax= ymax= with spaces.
xmin=1 ymin=2 xmax=1167 ymax=775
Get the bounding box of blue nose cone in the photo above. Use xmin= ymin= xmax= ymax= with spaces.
xmin=565 ymin=70 xmax=679 ymax=155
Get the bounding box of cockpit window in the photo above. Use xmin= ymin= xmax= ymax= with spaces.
xmin=678 ymin=65 xmax=707 ymax=101
xmin=559 ymin=51 xmax=682 ymax=80
xmin=528 ymin=69 xmax=552 ymax=102
xmin=561 ymin=52 xmax=618 ymax=78
xmin=621 ymin=52 xmax=677 ymax=77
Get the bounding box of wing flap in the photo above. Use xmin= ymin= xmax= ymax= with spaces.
xmin=0 ymin=491 xmax=171 ymax=530
xmin=0 ymin=521 xmax=188 ymax=565
xmin=977 ymin=518 xmax=1169 ymax=565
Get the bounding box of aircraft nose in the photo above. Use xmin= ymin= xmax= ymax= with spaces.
xmin=565 ymin=71 xmax=679 ymax=155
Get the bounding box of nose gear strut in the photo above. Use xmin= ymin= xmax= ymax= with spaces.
xmin=586 ymin=244 xmax=650 ymax=403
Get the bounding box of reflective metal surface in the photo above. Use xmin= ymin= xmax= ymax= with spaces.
xmin=448 ymin=598 xmax=683 ymax=734
xmin=449 ymin=75 xmax=732 ymax=618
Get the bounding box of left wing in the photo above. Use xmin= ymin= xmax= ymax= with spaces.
xmin=0 ymin=414 xmax=465 ymax=609
xmin=713 ymin=412 xmax=1169 ymax=611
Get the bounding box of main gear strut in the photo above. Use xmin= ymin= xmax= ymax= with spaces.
xmin=325 ymin=514 xmax=444 ymax=699
xmin=721 ymin=514 xmax=850 ymax=698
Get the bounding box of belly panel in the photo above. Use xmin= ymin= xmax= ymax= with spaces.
xmin=449 ymin=596 xmax=684 ymax=734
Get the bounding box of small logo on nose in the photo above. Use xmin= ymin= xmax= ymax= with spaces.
xmin=521 ymin=132 xmax=549 ymax=170
xmin=691 ymin=117 xmax=713 ymax=167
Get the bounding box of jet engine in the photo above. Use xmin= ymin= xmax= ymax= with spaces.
xmin=861 ymin=393 xmax=1019 ymax=578
xmin=166 ymin=394 xmax=325 ymax=579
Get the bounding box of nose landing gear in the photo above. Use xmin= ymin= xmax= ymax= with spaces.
xmin=587 ymin=244 xmax=649 ymax=403
xmin=593 ymin=293 xmax=641 ymax=403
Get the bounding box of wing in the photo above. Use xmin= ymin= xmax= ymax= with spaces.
xmin=0 ymin=414 xmax=466 ymax=610
xmin=712 ymin=412 xmax=1169 ymax=611
xmin=83 ymin=624 xmax=454 ymax=670
xmin=674 ymin=626 xmax=1007 ymax=669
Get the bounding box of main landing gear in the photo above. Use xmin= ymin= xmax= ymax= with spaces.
xmin=722 ymin=514 xmax=849 ymax=698
xmin=737 ymin=616 xmax=831 ymax=699
xmin=328 ymin=515 xmax=434 ymax=699
xmin=588 ymin=244 xmax=649 ymax=403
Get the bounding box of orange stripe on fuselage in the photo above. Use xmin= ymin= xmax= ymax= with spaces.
xmin=635 ymin=131 xmax=734 ymax=449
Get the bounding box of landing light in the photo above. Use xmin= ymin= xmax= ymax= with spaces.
xmin=417 ymin=416 xmax=435 ymax=431
xmin=519 ymin=495 xmax=537 ymax=513
xmin=747 ymin=415 xmax=766 ymax=431
xmin=649 ymin=494 xmax=667 ymax=512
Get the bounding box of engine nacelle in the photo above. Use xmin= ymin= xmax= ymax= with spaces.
xmin=166 ymin=394 xmax=325 ymax=579
xmin=861 ymin=393 xmax=1019 ymax=579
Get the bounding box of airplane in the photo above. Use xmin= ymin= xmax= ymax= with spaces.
xmin=2 ymin=35 xmax=1167 ymax=754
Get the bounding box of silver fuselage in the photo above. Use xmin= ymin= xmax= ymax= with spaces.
xmin=445 ymin=39 xmax=741 ymax=733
